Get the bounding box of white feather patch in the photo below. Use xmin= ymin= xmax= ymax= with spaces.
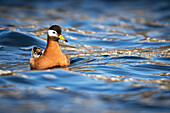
xmin=48 ymin=30 xmax=58 ymax=37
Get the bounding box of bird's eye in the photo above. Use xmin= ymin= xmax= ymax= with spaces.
xmin=53 ymin=32 xmax=55 ymax=34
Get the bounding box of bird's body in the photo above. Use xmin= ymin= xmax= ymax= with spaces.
xmin=30 ymin=25 xmax=70 ymax=70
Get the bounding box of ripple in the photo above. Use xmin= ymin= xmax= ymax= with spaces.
xmin=42 ymin=74 xmax=58 ymax=80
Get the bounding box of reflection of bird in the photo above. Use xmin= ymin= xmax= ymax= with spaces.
xmin=30 ymin=25 xmax=70 ymax=70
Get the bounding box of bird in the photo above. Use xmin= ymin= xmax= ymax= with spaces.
xmin=30 ymin=25 xmax=70 ymax=70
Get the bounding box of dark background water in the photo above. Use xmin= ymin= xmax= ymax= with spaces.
xmin=0 ymin=0 xmax=170 ymax=113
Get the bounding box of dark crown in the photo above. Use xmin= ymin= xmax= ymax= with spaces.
xmin=49 ymin=25 xmax=62 ymax=35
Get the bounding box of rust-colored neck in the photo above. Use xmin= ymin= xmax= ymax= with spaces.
xmin=44 ymin=35 xmax=63 ymax=56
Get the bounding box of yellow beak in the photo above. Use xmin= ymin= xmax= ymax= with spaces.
xmin=59 ymin=35 xmax=68 ymax=42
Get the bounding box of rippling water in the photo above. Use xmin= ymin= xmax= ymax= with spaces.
xmin=0 ymin=0 xmax=170 ymax=113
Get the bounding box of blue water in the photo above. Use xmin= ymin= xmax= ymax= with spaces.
xmin=0 ymin=0 xmax=170 ymax=113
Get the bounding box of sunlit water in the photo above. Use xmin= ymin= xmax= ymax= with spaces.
xmin=0 ymin=0 xmax=170 ymax=113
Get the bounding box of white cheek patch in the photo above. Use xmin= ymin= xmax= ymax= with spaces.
xmin=48 ymin=30 xmax=58 ymax=37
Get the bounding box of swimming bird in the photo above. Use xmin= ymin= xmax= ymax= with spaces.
xmin=30 ymin=25 xmax=70 ymax=70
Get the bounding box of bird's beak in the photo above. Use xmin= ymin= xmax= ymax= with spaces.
xmin=59 ymin=35 xmax=68 ymax=42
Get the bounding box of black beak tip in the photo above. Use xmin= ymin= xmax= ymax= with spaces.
xmin=65 ymin=40 xmax=68 ymax=42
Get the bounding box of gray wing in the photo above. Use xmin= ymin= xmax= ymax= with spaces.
xmin=31 ymin=47 xmax=44 ymax=58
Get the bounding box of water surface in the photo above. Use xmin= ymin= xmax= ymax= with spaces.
xmin=0 ymin=0 xmax=170 ymax=113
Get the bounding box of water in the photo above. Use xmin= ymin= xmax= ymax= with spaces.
xmin=0 ymin=0 xmax=170 ymax=113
